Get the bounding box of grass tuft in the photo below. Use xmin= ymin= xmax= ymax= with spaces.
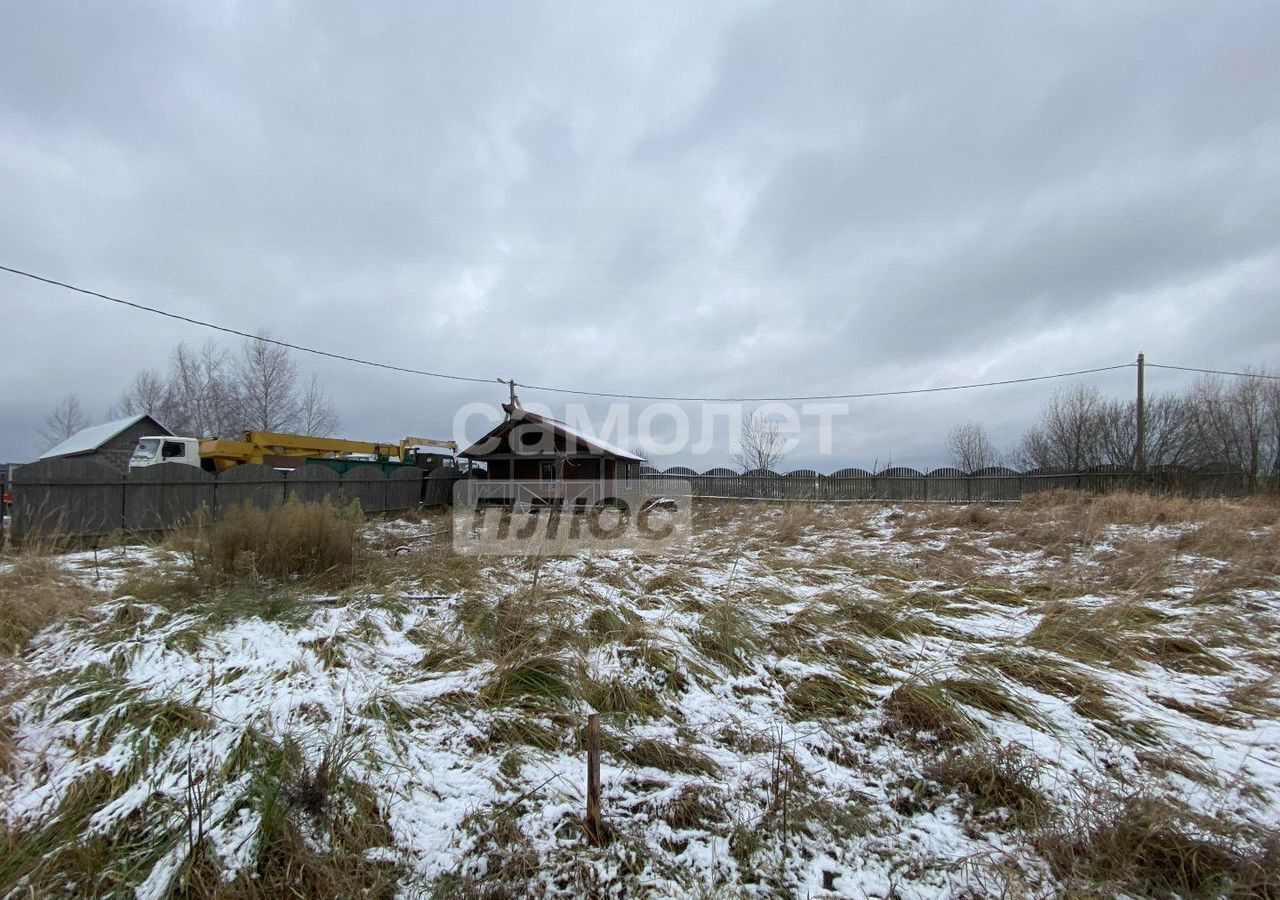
xmin=883 ymin=679 xmax=976 ymax=745
xmin=926 ymin=742 xmax=1048 ymax=829
xmin=785 ymin=673 xmax=871 ymax=719
xmin=693 ymin=600 xmax=761 ymax=673
xmin=1038 ymin=793 xmax=1280 ymax=898
xmin=202 ymin=498 xmax=365 ymax=582
xmin=0 ymin=551 xmax=96 ymax=656
xmin=481 ymin=655 xmax=575 ymax=707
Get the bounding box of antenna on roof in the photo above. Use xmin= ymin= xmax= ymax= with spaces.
xmin=497 ymin=377 xmax=520 ymax=410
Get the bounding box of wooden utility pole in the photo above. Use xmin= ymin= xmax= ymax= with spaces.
xmin=1135 ymin=352 xmax=1146 ymax=472
xmin=586 ymin=713 xmax=602 ymax=845
xmin=496 ymin=377 xmax=519 ymax=410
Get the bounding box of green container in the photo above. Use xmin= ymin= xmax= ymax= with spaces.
xmin=304 ymin=458 xmax=415 ymax=476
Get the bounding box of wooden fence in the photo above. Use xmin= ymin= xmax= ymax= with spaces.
xmin=9 ymin=459 xmax=461 ymax=542
xmin=4 ymin=459 xmax=1262 ymax=543
xmin=638 ymin=464 xmax=1256 ymax=503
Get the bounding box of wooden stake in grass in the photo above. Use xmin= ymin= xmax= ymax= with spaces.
xmin=586 ymin=713 xmax=602 ymax=846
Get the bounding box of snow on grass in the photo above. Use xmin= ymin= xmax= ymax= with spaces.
xmin=1 ymin=497 xmax=1278 ymax=897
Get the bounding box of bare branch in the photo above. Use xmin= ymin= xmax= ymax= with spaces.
xmin=732 ymin=408 xmax=788 ymax=473
xmin=40 ymin=395 xmax=89 ymax=450
xmin=946 ymin=422 xmax=994 ymax=472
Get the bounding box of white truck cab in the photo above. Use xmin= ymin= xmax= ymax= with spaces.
xmin=130 ymin=436 xmax=202 ymax=470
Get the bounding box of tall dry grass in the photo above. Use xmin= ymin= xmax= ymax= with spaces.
xmin=0 ymin=540 xmax=95 ymax=657
xmin=182 ymin=499 xmax=366 ymax=584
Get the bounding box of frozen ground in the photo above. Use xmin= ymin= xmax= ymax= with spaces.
xmin=1 ymin=497 xmax=1278 ymax=897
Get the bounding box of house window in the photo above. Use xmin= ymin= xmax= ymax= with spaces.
xmin=540 ymin=462 xmax=556 ymax=481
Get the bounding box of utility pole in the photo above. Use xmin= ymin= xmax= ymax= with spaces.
xmin=497 ymin=377 xmax=520 ymax=410
xmin=1135 ymin=352 xmax=1146 ymax=472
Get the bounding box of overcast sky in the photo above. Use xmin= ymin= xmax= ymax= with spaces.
xmin=3 ymin=1 xmax=1278 ymax=470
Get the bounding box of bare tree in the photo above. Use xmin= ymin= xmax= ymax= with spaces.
xmin=109 ymin=368 xmax=178 ymax=425
xmin=40 ymin=395 xmax=89 ymax=450
xmin=297 ymin=373 xmax=339 ymax=436
xmin=167 ymin=340 xmax=244 ymax=438
xmin=1186 ymin=371 xmax=1276 ymax=481
xmin=733 ymin=408 xmax=788 ymax=472
xmin=946 ymin=422 xmax=994 ymax=472
xmin=1017 ymin=384 xmax=1105 ymax=470
xmin=1268 ymin=377 xmax=1280 ymax=478
xmin=238 ymin=335 xmax=301 ymax=432
xmin=1097 ymin=394 xmax=1195 ymax=469
xmin=111 ymin=337 xmax=342 ymax=440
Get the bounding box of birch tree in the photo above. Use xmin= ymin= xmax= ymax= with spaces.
xmin=40 ymin=395 xmax=89 ymax=450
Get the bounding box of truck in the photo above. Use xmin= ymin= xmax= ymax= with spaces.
xmin=129 ymin=431 xmax=459 ymax=474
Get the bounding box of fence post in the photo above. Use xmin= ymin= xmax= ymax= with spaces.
xmin=586 ymin=713 xmax=602 ymax=845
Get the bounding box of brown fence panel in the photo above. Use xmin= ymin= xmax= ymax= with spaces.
xmin=13 ymin=459 xmax=124 ymax=541
xmin=216 ymin=465 xmax=286 ymax=515
xmin=387 ymin=468 xmax=424 ymax=512
xmin=926 ymin=469 xmax=968 ymax=502
xmin=783 ymin=470 xmax=821 ymax=501
xmin=423 ymin=469 xmax=460 ymax=507
xmin=284 ymin=465 xmax=342 ymax=505
xmin=342 ymin=466 xmax=388 ymax=513
xmin=828 ymin=468 xmax=876 ymax=500
xmin=878 ymin=468 xmax=926 ymax=501
xmin=970 ymin=468 xmax=1019 ymax=502
xmin=124 ymin=463 xmax=215 ymax=533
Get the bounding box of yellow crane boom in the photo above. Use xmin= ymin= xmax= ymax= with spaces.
xmin=197 ymin=431 xmax=458 ymax=471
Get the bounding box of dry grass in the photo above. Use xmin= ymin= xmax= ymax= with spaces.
xmin=785 ymin=673 xmax=872 ymax=718
xmin=693 ymin=599 xmax=761 ymax=673
xmin=601 ymin=733 xmax=720 ymax=776
xmin=1038 ymin=792 xmax=1280 ymax=898
xmin=970 ymin=649 xmax=1104 ymax=702
xmin=926 ymin=742 xmax=1048 ymax=829
xmin=5 ymin=492 xmax=1280 ymax=896
xmin=0 ymin=724 xmax=402 ymax=899
xmin=771 ymin=504 xmax=823 ymax=544
xmin=0 ymin=548 xmax=96 ymax=656
xmin=882 ymin=679 xmax=977 ymax=745
xmin=175 ymin=730 xmax=403 ymax=898
xmin=651 ymin=784 xmax=727 ymax=830
xmin=171 ymin=499 xmax=366 ymax=585
xmin=1024 ymin=600 xmax=1145 ymax=669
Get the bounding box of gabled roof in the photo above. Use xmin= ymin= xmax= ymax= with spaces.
xmin=460 ymin=405 xmax=645 ymax=461
xmin=39 ymin=414 xmax=170 ymax=460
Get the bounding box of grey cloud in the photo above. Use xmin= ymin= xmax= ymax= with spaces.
xmin=2 ymin=1 xmax=1278 ymax=470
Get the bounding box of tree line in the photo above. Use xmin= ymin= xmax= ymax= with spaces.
xmin=41 ymin=336 xmax=339 ymax=450
xmin=949 ymin=368 xmax=1280 ymax=481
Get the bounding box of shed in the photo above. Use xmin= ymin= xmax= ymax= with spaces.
xmin=460 ymin=404 xmax=644 ymax=482
xmin=39 ymin=414 xmax=172 ymax=474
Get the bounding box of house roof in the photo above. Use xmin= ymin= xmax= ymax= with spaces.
xmin=39 ymin=414 xmax=170 ymax=460
xmin=460 ymin=405 xmax=645 ymax=462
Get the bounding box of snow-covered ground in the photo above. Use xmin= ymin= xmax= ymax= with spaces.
xmin=1 ymin=500 xmax=1278 ymax=897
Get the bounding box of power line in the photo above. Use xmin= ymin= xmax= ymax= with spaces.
xmin=3 ymin=261 xmax=1137 ymax=402
xmin=1146 ymin=362 xmax=1280 ymax=381
xmin=513 ymin=364 xmax=1136 ymax=402
xmin=0 ymin=263 xmax=497 ymax=386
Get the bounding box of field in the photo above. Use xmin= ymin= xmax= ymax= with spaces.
xmin=1 ymin=493 xmax=1279 ymax=898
